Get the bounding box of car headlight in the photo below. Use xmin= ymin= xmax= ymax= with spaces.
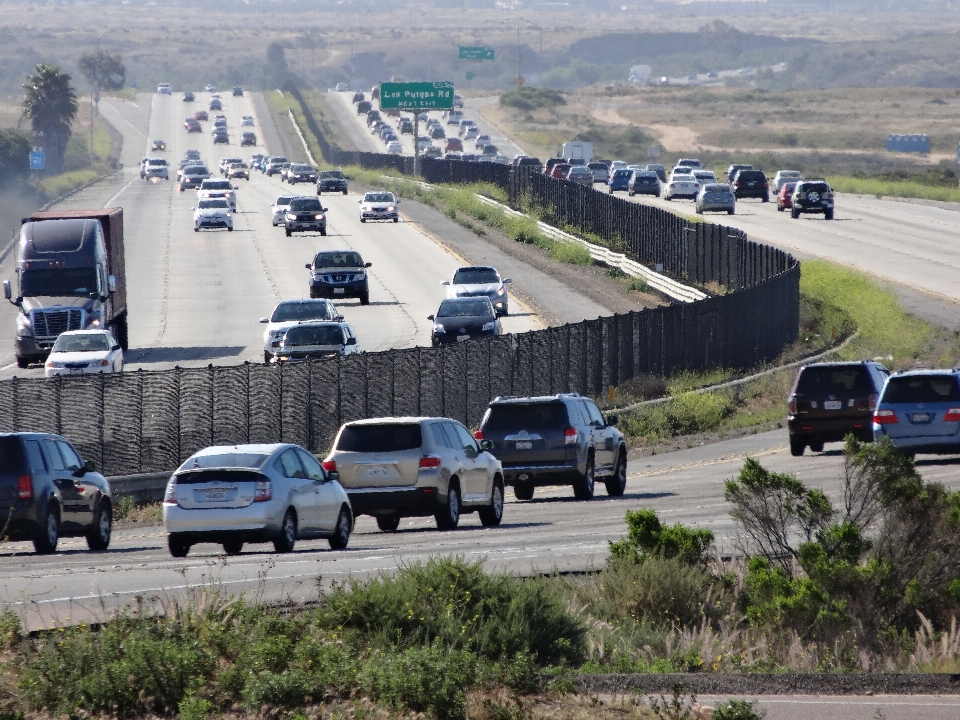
xmin=433 ymin=324 xmax=446 ymax=334
xmin=496 ymin=287 xmax=505 ymax=296
xmin=355 ymin=271 xmax=365 ymax=280
xmin=316 ymin=214 xmax=324 ymax=221
xmin=387 ymin=206 xmax=396 ymax=212
xmin=482 ymin=321 xmax=496 ymax=332
xmin=286 ymin=213 xmax=297 ymax=220
xmin=361 ymin=205 xmax=371 ymax=211
xmin=87 ymin=316 xmax=102 ymax=328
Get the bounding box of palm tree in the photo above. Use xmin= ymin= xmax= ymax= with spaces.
xmin=22 ymin=64 xmax=78 ymax=173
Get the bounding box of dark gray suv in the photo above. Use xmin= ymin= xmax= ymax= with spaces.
xmin=477 ymin=393 xmax=627 ymax=501
xmin=0 ymin=433 xmax=113 ymax=554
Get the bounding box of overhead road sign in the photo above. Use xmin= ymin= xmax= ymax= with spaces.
xmin=459 ymin=46 xmax=495 ymax=61
xmin=380 ymin=81 xmax=455 ymax=110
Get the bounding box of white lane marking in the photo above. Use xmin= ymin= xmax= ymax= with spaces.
xmin=0 ymin=363 xmax=16 ymax=372
xmin=104 ymin=176 xmax=138 ymax=208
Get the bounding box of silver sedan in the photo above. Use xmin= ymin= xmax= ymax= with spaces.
xmin=163 ymin=443 xmax=353 ymax=556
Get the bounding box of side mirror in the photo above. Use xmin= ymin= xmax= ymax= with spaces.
xmin=108 ymin=275 xmax=117 ymax=293
xmin=503 ymin=278 xmax=513 ymax=284
xmin=440 ymin=280 xmax=450 ymax=286
xmin=327 ymin=470 xmax=339 ymax=483
xmin=83 ymin=459 xmax=96 ymax=473
xmin=479 ymin=439 xmax=493 ymax=452
xmin=3 ymin=280 xmax=11 ymax=301
xmin=346 ymin=336 xmax=357 ymax=345
xmin=259 ymin=317 xmax=269 ymax=323
xmin=606 ymin=414 xmax=619 ymax=427
xmin=396 ymin=199 xmax=401 ymax=204
xmin=364 ymin=262 xmax=372 ymax=268
xmin=427 ymin=314 xmax=435 ymax=321
xmin=112 ymin=344 xmax=121 ymax=352
xmin=305 ymin=263 xmax=312 ymax=270
xmin=357 ymin=199 xmax=362 ymax=204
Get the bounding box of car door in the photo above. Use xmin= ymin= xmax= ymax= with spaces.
xmin=296 ymin=449 xmax=340 ymax=533
xmin=582 ymin=401 xmax=616 ymax=474
xmin=448 ymin=422 xmax=489 ymax=505
xmin=275 ymin=448 xmax=321 ymax=535
xmin=40 ymin=439 xmax=91 ymax=531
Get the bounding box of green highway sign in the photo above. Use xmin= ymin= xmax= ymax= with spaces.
xmin=465 ymin=72 xmax=475 ymax=81
xmin=379 ymin=81 xmax=455 ymax=110
xmin=459 ymin=46 xmax=495 ymax=61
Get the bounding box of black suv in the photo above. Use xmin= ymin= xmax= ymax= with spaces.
xmin=285 ymin=196 xmax=327 ymax=237
xmin=791 ymin=180 xmax=835 ymax=220
xmin=307 ymin=248 xmax=371 ymax=304
xmin=0 ymin=433 xmax=113 ymax=554
xmin=477 ymin=394 xmax=627 ymax=501
xmin=787 ymin=361 xmax=889 ymax=456
xmin=317 ymin=169 xmax=349 ymax=195
xmin=732 ymin=169 xmax=769 ymax=201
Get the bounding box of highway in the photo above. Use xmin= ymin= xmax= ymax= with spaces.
xmin=0 ymin=90 xmax=541 ymax=379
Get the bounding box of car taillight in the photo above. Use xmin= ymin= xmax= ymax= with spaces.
xmin=944 ymin=408 xmax=960 ymax=422
xmin=322 ymin=459 xmax=337 ymax=472
xmin=474 ymin=430 xmax=485 ymax=441
xmin=763 ymin=181 xmax=768 ymax=187
xmin=874 ymin=409 xmax=898 ymax=425
xmin=419 ymin=455 xmax=442 ymax=469
xmin=163 ymin=479 xmax=177 ymax=505
xmin=17 ymin=475 xmax=32 ymax=500
xmin=564 ymin=428 xmax=578 ymax=445
xmin=869 ymin=394 xmax=879 ymax=411
xmin=254 ymin=480 xmax=272 ymax=502
xmin=733 ymin=180 xmax=740 ymax=187
xmin=788 ymin=397 xmax=797 ymax=415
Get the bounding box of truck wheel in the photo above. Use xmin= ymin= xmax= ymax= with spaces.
xmin=790 ymin=438 xmax=806 ymax=457
xmin=86 ymin=499 xmax=112 ymax=551
xmin=33 ymin=504 xmax=60 ymax=555
xmin=376 ymin=515 xmax=401 ymax=532
xmin=114 ymin=312 xmax=129 ymax=351
xmin=573 ymin=455 xmax=595 ymax=500
xmin=809 ymin=439 xmax=825 ymax=453
xmin=16 ymin=357 xmax=29 ymax=369
xmin=514 ymin=481 xmax=534 ymax=501
xmin=605 ymin=450 xmax=627 ymax=497
xmin=320 ymin=228 xmax=327 ymax=236
xmin=360 ymin=292 xmax=370 ymax=306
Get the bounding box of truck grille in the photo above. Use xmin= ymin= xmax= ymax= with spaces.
xmin=33 ymin=309 xmax=83 ymax=339
xmin=322 ymin=273 xmax=359 ymax=284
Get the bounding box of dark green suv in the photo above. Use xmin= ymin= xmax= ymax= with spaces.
xmin=0 ymin=433 xmax=113 ymax=554
xmin=476 ymin=394 xmax=627 ymax=501
xmin=791 ymin=180 xmax=835 ymax=220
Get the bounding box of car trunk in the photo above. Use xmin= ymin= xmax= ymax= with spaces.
xmin=482 ymin=402 xmax=571 ymax=465
xmin=333 ymin=423 xmax=424 ymax=488
xmin=793 ymin=366 xmax=875 ymax=425
xmin=882 ymin=376 xmax=960 ymax=440
xmin=0 ymin=437 xmax=24 ymax=514
xmin=172 ymin=469 xmax=264 ymax=509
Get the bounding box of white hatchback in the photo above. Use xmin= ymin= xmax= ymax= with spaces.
xmin=45 ymin=330 xmax=123 ymax=378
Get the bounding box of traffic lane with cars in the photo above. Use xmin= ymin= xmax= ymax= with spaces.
xmin=1 ymin=429 xmax=957 ymax=630
xmin=619 ymin=183 xmax=960 ymax=306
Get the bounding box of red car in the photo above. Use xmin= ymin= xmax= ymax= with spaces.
xmin=444 ymin=138 xmax=464 ymax=153
xmin=549 ymin=163 xmax=571 ymax=179
xmin=194 ymin=110 xmax=208 ymax=122
xmin=777 ymin=182 xmax=798 ymax=211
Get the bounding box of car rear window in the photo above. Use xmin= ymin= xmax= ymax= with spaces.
xmin=796 ymin=366 xmax=873 ymax=395
xmin=483 ymin=402 xmax=568 ymax=431
xmin=0 ymin=437 xmax=22 ymax=474
xmin=175 ymin=469 xmax=266 ymax=485
xmin=883 ymin=375 xmax=960 ymax=404
xmin=801 ymin=183 xmax=830 ymax=193
xmin=179 ymin=453 xmax=268 ymax=470
xmin=336 ymin=424 xmax=423 ymax=453
xmin=737 ymin=170 xmax=766 ymax=181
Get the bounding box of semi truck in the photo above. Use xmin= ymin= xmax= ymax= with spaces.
xmin=558 ymin=141 xmax=593 ymax=164
xmin=3 ymin=207 xmax=128 ymax=369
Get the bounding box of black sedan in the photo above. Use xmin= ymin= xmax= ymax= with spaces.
xmin=428 ymin=297 xmax=500 ymax=346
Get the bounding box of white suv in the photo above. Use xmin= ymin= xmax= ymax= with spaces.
xmin=197 ymin=178 xmax=237 ymax=210
xmin=157 ymin=83 xmax=172 ymax=95
xmin=259 ymin=298 xmax=341 ymax=363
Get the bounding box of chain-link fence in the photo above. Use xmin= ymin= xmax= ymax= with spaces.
xmin=0 ymin=87 xmax=800 ymax=475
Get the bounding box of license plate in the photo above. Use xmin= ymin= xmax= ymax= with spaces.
xmin=69 ymin=368 xmax=83 ymax=375
xmin=204 ymin=489 xmax=227 ymax=501
xmin=457 ymin=335 xmax=470 ymax=342
xmin=911 ymin=413 xmax=931 ymax=423
xmin=516 ymin=441 xmax=533 ymax=450
xmin=365 ymin=466 xmax=388 ymax=478
xmin=824 ymin=400 xmax=842 ymax=410
xmin=333 ymin=288 xmax=345 ymax=294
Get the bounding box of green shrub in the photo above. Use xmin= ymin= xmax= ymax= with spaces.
xmin=500 ymin=86 xmax=566 ymax=112
xmin=618 ymin=391 xmax=734 ymax=442
xmin=609 ymin=508 xmax=714 ymax=566
xmin=627 ymin=275 xmax=648 ymax=293
xmin=550 ymin=241 xmax=592 ymax=265
xmin=713 ymin=699 xmax=766 ymax=720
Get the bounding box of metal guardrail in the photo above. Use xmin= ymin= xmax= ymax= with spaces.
xmin=109 ymin=472 xmax=170 ymax=503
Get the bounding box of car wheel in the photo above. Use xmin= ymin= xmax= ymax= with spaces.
xmin=573 ymin=455 xmax=595 ymax=500
xmin=86 ymin=499 xmax=112 ymax=551
xmin=222 ymin=540 xmax=244 ymax=555
xmin=605 ymin=450 xmax=627 ymax=497
xmin=168 ymin=535 xmax=190 ymax=558
xmin=194 ymin=227 xmax=199 ymax=232
xmin=342 ymin=189 xmax=348 ymax=195
xmin=791 ymin=208 xmax=799 ymax=219
xmin=762 ymin=195 xmax=769 ymax=203
xmin=824 ymin=210 xmax=834 ymax=220
xmin=514 ymin=481 xmax=534 ymax=501
xmin=320 ymin=228 xmax=327 ymax=236
xmin=329 ymin=507 xmax=351 ymax=550
xmin=264 ymin=351 xmax=272 ymax=364
xmin=777 ymin=205 xmax=783 ymax=212
xmin=435 ymin=481 xmax=461 ymax=530
xmin=376 ymin=515 xmax=401 ymax=532
xmin=728 ymin=208 xmax=735 ymax=215
xmin=478 ymin=478 xmax=504 ymax=527
xmin=227 ymin=226 xmax=233 ymax=232
xmin=16 ymin=357 xmax=29 ymax=369
xmin=285 ymin=228 xmax=292 ymax=237
xmin=33 ymin=504 xmax=60 ymax=555
xmin=360 ymin=218 xmax=366 ymax=223
xmin=789 ymin=438 xmax=806 ymax=457
xmin=274 ymin=510 xmax=297 ymax=553
xmin=809 ymin=439 xmax=825 ymax=453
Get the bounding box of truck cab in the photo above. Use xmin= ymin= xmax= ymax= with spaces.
xmin=4 ymin=208 xmax=127 ymax=369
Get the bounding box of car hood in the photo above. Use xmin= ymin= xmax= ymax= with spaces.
xmin=195 ymin=207 xmax=231 ymax=217
xmin=22 ymin=296 xmax=94 ymax=311
xmin=435 ymin=314 xmax=493 ymax=331
xmin=362 ymin=201 xmax=396 ymax=209
xmin=48 ymin=349 xmax=113 ymax=364
xmin=448 ymin=282 xmax=501 ymax=297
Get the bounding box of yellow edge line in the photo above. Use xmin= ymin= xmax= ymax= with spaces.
xmin=401 ymin=212 xmax=547 ymax=330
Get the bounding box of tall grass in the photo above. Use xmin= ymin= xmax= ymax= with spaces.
xmin=828 ymin=175 xmax=960 ymax=203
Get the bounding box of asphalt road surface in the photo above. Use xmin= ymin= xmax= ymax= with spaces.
xmin=0 ymin=90 xmax=541 ymax=379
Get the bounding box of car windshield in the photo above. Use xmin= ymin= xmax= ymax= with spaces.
xmin=437 ymin=299 xmax=492 ymax=318
xmin=780 ymin=171 xmax=802 ymax=178
xmin=336 ymin=423 xmax=423 ymax=453
xmin=147 ymin=159 xmax=167 ymax=166
xmin=289 ymin=198 xmax=322 ymax=211
xmin=453 ymin=268 xmax=499 ymax=284
xmin=21 ymin=268 xmax=97 ymax=297
xmin=271 ymin=301 xmax=334 ymax=322
xmin=704 ymin=185 xmax=731 ymax=193
xmin=179 ymin=453 xmax=268 ymax=470
xmin=274 ymin=196 xmax=294 ymax=206
xmin=883 ymin=375 xmax=960 ymax=404
xmin=365 ymin=193 xmax=395 ymax=203
xmin=198 ymin=199 xmax=229 ymax=209
xmin=202 ymin=180 xmax=230 ymax=190
xmin=52 ymin=333 xmax=111 ymax=353
xmin=284 ymin=325 xmax=344 ymax=347
xmin=185 ymin=166 xmax=208 ymax=175
xmin=314 ymin=251 xmax=363 ymax=268
xmin=796 ymin=367 xmax=872 ymax=395
xmin=484 ymin=402 xmax=567 ymax=431
xmin=292 ymin=165 xmax=313 ymax=172
xmin=320 ymin=171 xmax=344 ymax=179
